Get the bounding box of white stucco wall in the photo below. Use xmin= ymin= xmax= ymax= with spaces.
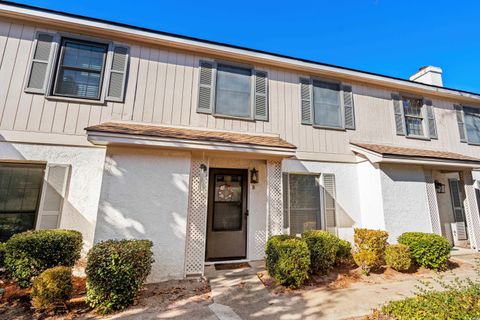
xmin=282 ymin=159 xmax=362 ymax=232
xmin=472 ymin=170 xmax=480 ymax=181
xmin=379 ymin=164 xmax=432 ymax=243
xmin=0 ymin=141 xmax=106 ymax=249
xmin=356 ymin=160 xmax=385 ymax=230
xmin=94 ymin=147 xmax=191 ymax=283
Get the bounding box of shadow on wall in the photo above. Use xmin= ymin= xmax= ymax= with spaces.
xmin=92 ymin=147 xmax=190 ymax=281
xmin=0 ymin=135 xmax=97 ymax=251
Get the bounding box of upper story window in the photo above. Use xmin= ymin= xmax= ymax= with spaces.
xmin=403 ymin=96 xmax=425 ymax=136
xmin=25 ymin=32 xmax=129 ymax=103
xmin=463 ymin=107 xmax=480 ymax=144
xmin=455 ymin=105 xmax=480 ymax=145
xmin=197 ymin=60 xmax=268 ymax=121
xmin=53 ymin=39 xmax=108 ymax=100
xmin=215 ymin=64 xmax=252 ymax=118
xmin=300 ymin=77 xmax=355 ymax=130
xmin=391 ymin=94 xmax=437 ymax=139
xmin=313 ymin=80 xmax=342 ymax=128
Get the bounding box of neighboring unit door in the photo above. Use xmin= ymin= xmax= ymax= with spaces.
xmin=206 ymin=169 xmax=247 ymax=261
xmin=449 ymin=179 xmax=467 ymax=224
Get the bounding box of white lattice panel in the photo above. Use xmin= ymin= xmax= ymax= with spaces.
xmin=184 ymin=158 xmax=209 ymax=275
xmin=267 ymin=160 xmax=283 ymax=236
xmin=424 ymin=170 xmax=442 ymax=235
xmin=462 ymin=171 xmax=480 ymax=251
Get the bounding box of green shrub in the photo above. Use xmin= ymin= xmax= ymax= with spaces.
xmin=302 ymin=230 xmax=339 ymax=274
xmin=352 ymin=228 xmax=388 ymax=275
xmin=265 ymin=235 xmax=310 ymax=288
xmin=31 ymin=266 xmax=73 ymax=310
xmin=369 ymin=259 xmax=480 ymax=319
xmin=86 ymin=239 xmax=154 ymax=314
xmin=336 ymin=239 xmax=353 ymax=265
xmin=0 ymin=242 xmax=5 ymax=268
xmin=398 ymin=232 xmax=451 ymax=270
xmin=4 ymin=230 xmax=82 ymax=287
xmin=381 ymin=285 xmax=480 ymax=319
xmin=385 ymin=244 xmax=411 ymax=272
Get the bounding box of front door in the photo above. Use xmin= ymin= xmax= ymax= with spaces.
xmin=206 ymin=169 xmax=247 ymax=261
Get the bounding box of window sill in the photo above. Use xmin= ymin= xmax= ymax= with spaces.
xmin=312 ymin=124 xmax=346 ymax=131
xmin=45 ymin=95 xmax=107 ymax=105
xmin=211 ymin=113 xmax=258 ymax=122
xmin=466 ymin=141 xmax=480 ymax=146
xmin=405 ymin=135 xmax=430 ymax=141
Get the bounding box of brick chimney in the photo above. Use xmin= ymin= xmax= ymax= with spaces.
xmin=409 ymin=66 xmax=443 ymax=87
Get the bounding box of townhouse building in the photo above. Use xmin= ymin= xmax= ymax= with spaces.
xmin=1 ymin=1 xmax=479 ymax=281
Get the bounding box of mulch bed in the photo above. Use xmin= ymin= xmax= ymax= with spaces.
xmin=257 ymin=259 xmax=465 ymax=295
xmin=0 ymin=274 xmax=90 ymax=320
xmin=0 ymin=272 xmax=211 ymax=319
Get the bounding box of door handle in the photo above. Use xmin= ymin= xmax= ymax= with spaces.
xmin=245 ymin=210 xmax=249 ymax=217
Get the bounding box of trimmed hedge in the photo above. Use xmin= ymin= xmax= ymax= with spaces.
xmin=265 ymin=235 xmax=310 ymax=288
xmin=336 ymin=239 xmax=353 ymax=265
xmin=302 ymin=230 xmax=339 ymax=274
xmin=353 ymin=228 xmax=388 ymax=275
xmin=31 ymin=266 xmax=73 ymax=310
xmin=0 ymin=242 xmax=5 ymax=268
xmin=86 ymin=239 xmax=154 ymax=314
xmin=4 ymin=230 xmax=82 ymax=287
xmin=398 ymin=232 xmax=451 ymax=270
xmin=385 ymin=244 xmax=411 ymax=272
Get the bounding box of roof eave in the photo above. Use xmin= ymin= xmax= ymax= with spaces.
xmin=1 ymin=1 xmax=480 ymax=104
xmin=87 ymin=130 xmax=297 ymax=158
xmin=350 ymin=144 xmax=480 ymax=169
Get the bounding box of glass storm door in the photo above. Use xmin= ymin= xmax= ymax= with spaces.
xmin=206 ymin=169 xmax=247 ymax=261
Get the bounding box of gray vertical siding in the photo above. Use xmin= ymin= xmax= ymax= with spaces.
xmin=1 ymin=20 xmax=480 ymax=159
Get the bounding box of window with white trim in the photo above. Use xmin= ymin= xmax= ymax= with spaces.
xmin=284 ymin=174 xmax=322 ymax=236
xmin=197 ymin=60 xmax=269 ymax=121
xmin=25 ymin=32 xmax=129 ymax=103
xmin=313 ymin=80 xmax=342 ymax=128
xmin=403 ymin=96 xmax=425 ymax=137
xmin=300 ymin=77 xmax=355 ymax=129
xmin=52 ymin=38 xmax=108 ymax=100
xmin=215 ymin=64 xmax=252 ymax=118
xmin=392 ymin=94 xmax=437 ymax=139
xmin=463 ymin=106 xmax=480 ymax=144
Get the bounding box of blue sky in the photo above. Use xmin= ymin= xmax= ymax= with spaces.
xmin=9 ymin=0 xmax=480 ymax=92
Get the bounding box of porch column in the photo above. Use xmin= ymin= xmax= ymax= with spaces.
xmin=461 ymin=170 xmax=480 ymax=251
xmin=184 ymin=158 xmax=209 ymax=276
xmin=424 ymin=170 xmax=442 ymax=235
xmin=267 ymin=160 xmax=283 ymax=236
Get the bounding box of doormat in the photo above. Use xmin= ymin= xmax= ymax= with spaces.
xmin=214 ymin=262 xmax=251 ymax=270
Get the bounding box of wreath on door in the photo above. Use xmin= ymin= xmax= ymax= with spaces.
xmin=218 ymin=183 xmax=234 ymax=201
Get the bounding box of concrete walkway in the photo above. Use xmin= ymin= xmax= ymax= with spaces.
xmin=109 ymin=253 xmax=479 ymax=319
xmin=203 ymin=254 xmax=480 ymax=320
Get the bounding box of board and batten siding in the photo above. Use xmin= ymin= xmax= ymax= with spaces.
xmin=1 ymin=20 xmax=480 ymax=159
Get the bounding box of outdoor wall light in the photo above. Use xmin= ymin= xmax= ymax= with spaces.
xmin=250 ymin=168 xmax=259 ymax=184
xmin=434 ymin=180 xmax=445 ymax=193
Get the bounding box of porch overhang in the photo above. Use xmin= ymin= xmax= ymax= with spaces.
xmin=86 ymin=122 xmax=297 ymax=158
xmin=350 ymin=142 xmax=480 ymax=169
